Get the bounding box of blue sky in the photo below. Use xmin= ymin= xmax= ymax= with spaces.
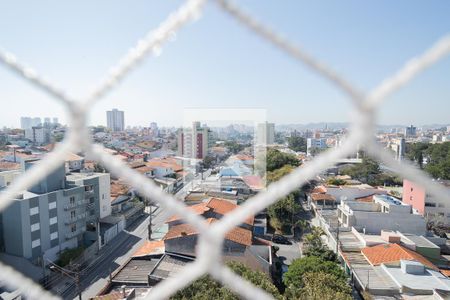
xmin=0 ymin=0 xmax=449 ymax=128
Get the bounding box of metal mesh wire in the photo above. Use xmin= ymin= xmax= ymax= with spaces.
xmin=1 ymin=0 xmax=450 ymax=299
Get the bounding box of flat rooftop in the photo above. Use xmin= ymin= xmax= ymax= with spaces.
xmin=374 ymin=194 xmax=405 ymax=206
xmin=66 ymin=172 xmax=105 ymax=181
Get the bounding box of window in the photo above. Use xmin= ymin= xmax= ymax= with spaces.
xmin=31 ymin=223 xmax=40 ymax=232
xmin=70 ymin=211 xmax=76 ymax=219
xmin=49 ymin=217 xmax=57 ymax=225
xmin=30 ymin=206 xmax=39 ymax=216
xmin=31 ymin=239 xmax=40 ymax=248
xmin=438 ymin=212 xmax=445 ymax=217
xmin=49 ymin=202 xmax=56 ymax=210
xmin=102 ymin=194 xmax=105 ymax=200
xmin=69 ymin=196 xmax=75 ymax=205
xmin=50 ymin=232 xmax=58 ymax=240
xmin=71 ymin=224 xmax=77 ymax=233
xmin=411 ymin=187 xmax=413 ymax=192
xmin=89 ymin=197 xmax=95 ymax=204
xmin=425 ymin=202 xmax=436 ymax=207
xmin=410 ymin=196 xmax=413 ymax=201
xmin=438 ymin=203 xmax=445 ymax=208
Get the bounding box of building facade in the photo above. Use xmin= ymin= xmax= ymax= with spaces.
xmin=0 ymin=161 xmax=111 ymax=262
xmin=307 ymin=138 xmax=327 ymax=156
xmin=402 ymin=179 xmax=450 ymax=224
xmin=106 ymin=109 xmax=125 ymax=132
xmin=256 ymin=122 xmax=275 ymax=145
xmin=177 ymin=122 xmax=211 ymax=159
xmin=25 ymin=126 xmax=51 ymax=145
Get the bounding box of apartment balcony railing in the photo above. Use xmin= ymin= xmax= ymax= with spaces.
xmin=63 ymin=203 xmax=77 ymax=210
xmin=64 ymin=218 xmax=77 ymax=225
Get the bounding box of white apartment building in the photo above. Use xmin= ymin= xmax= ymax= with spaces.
xmin=25 ymin=126 xmax=51 ymax=145
xmin=106 ymin=109 xmax=125 ymax=132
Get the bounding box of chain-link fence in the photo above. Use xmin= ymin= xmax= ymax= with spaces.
xmin=1 ymin=0 xmax=450 ymax=299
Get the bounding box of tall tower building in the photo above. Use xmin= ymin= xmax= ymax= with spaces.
xmin=20 ymin=117 xmax=32 ymax=130
xmin=106 ymin=109 xmax=125 ymax=132
xmin=256 ymin=122 xmax=275 ymax=145
xmin=177 ymin=122 xmax=211 ymax=159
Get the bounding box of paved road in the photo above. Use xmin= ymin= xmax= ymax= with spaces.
xmin=59 ymin=206 xmax=172 ymax=300
xmin=59 ymin=172 xmax=209 ymax=299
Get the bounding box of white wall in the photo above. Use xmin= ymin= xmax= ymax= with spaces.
xmin=99 ymin=174 xmax=112 ymax=218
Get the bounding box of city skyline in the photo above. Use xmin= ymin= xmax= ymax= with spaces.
xmin=0 ymin=1 xmax=449 ymax=128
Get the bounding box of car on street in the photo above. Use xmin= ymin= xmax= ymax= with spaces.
xmin=272 ymin=234 xmax=292 ymax=245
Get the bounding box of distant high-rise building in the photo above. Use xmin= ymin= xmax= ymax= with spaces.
xmin=390 ymin=138 xmax=406 ymax=161
xmin=177 ymin=122 xmax=211 ymax=159
xmin=25 ymin=126 xmax=51 ymax=145
xmin=307 ymin=138 xmax=327 ymax=156
xmin=20 ymin=117 xmax=33 ymax=130
xmin=106 ymin=109 xmax=125 ymax=132
xmin=404 ymin=125 xmax=417 ymax=138
xmin=53 ymin=117 xmax=59 ymax=125
xmin=43 ymin=117 xmax=51 ymax=127
xmin=150 ymin=122 xmax=158 ymax=136
xmin=256 ymin=122 xmax=275 ymax=145
xmin=32 ymin=117 xmax=42 ymax=127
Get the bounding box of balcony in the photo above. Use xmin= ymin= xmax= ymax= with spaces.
xmin=64 ymin=218 xmax=77 ymax=225
xmin=64 ymin=203 xmax=77 ymax=210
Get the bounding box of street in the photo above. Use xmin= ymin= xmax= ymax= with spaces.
xmin=59 ymin=205 xmax=172 ymax=300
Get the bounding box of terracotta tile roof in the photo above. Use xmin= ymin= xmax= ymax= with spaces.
xmin=355 ymin=194 xmax=374 ymax=202
xmin=167 ymin=203 xmax=210 ymax=222
xmin=167 ymin=198 xmax=254 ymax=226
xmin=110 ymin=180 xmax=129 ymax=201
xmin=0 ymin=161 xmax=21 ymax=171
xmin=440 ymin=269 xmax=450 ymax=277
xmin=132 ymin=240 xmax=164 ymax=257
xmin=310 ymin=193 xmax=335 ymax=202
xmin=361 ymin=243 xmax=438 ymax=270
xmin=146 ymin=158 xmax=183 ymax=172
xmin=312 ymin=186 xmax=327 ymax=193
xmin=233 ymin=154 xmax=254 ymax=161
xmin=164 ymin=218 xmax=252 ymax=246
xmin=65 ymin=152 xmax=83 ymax=162
xmin=207 ymin=198 xmax=254 ymax=225
xmin=242 ymin=175 xmax=265 ymax=190
xmin=133 ymin=165 xmax=154 ymax=174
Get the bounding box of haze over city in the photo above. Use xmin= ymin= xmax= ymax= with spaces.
xmin=1 ymin=1 xmax=450 ymax=300
xmin=1 ymin=0 xmax=450 ymax=128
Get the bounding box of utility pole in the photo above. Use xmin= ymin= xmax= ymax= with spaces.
xmin=148 ymin=201 xmax=152 ymax=240
xmin=335 ymin=218 xmax=340 ymax=255
xmin=48 ymin=260 xmax=82 ymax=300
xmin=75 ymin=264 xmax=82 ymax=300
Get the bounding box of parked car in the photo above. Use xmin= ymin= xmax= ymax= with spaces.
xmin=272 ymin=234 xmax=292 ymax=245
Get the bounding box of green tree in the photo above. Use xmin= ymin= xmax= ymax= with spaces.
xmin=326 ymin=177 xmax=347 ymax=186
xmin=341 ymin=156 xmax=381 ymax=185
xmin=171 ymin=262 xmax=282 ymax=300
xmin=287 ymin=136 xmax=307 ymax=152
xmin=266 ymin=148 xmax=300 ymax=172
xmin=283 ymin=256 xmax=346 ymax=289
xmin=223 ymin=141 xmax=248 ymax=154
xmin=285 ymin=271 xmax=352 ymax=300
xmin=267 ymin=165 xmax=295 ymax=184
xmin=302 ymin=227 xmax=336 ymax=261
